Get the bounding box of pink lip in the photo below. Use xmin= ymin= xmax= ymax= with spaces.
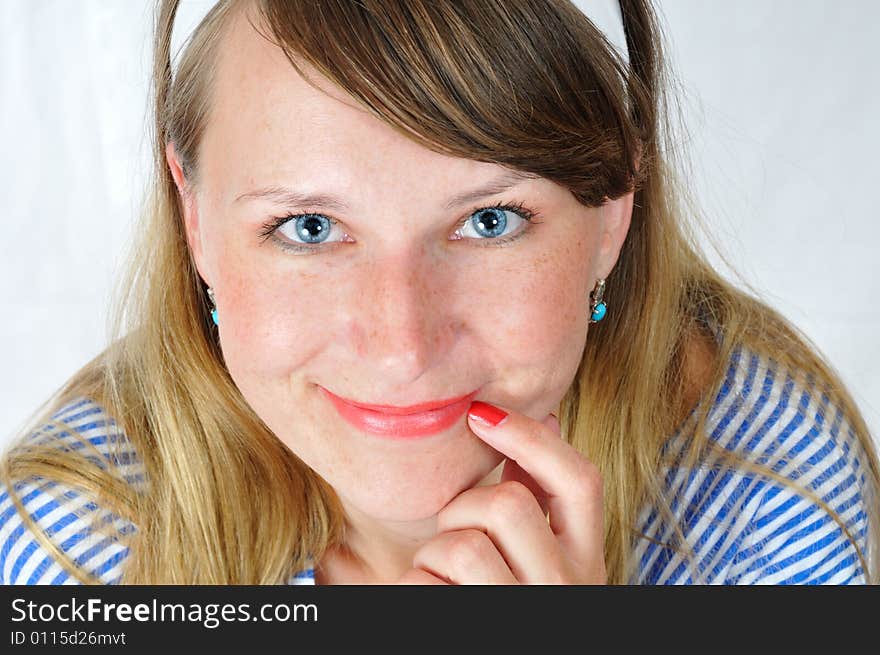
xmin=319 ymin=386 xmax=479 ymax=438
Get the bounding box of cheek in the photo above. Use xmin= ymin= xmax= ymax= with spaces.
xmin=212 ymin=256 xmax=331 ymax=386
xmin=468 ymin=241 xmax=590 ymax=404
xmin=516 ymin=265 xmax=584 ymax=345
xmin=481 ymin=241 xmax=590 ymax=372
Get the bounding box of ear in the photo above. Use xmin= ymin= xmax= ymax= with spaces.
xmin=595 ymin=190 xmax=634 ymax=279
xmin=595 ymin=147 xmax=641 ymax=278
xmin=165 ymin=141 xmax=211 ymax=284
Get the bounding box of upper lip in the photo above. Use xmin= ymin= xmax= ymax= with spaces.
xmin=320 ymin=387 xmax=479 ymax=415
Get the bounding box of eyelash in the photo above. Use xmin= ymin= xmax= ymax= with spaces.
xmin=257 ymin=200 xmax=543 ymax=255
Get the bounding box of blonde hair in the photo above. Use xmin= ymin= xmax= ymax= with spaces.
xmin=2 ymin=0 xmax=878 ymax=584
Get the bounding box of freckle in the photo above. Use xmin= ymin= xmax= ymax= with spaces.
xmin=347 ymin=321 xmax=367 ymax=357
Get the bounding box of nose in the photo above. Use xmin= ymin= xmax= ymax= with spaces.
xmin=347 ymin=246 xmax=457 ymax=387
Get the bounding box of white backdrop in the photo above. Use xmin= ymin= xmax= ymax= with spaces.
xmin=1 ymin=1 xmax=877 ymax=449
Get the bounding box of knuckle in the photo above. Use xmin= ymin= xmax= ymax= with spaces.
xmin=489 ymin=481 xmax=536 ymax=520
xmin=447 ymin=530 xmax=492 ymax=571
xmin=573 ymin=458 xmax=604 ymax=501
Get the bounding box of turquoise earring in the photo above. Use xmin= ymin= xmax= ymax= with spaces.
xmin=207 ymin=287 xmax=219 ymax=326
xmin=589 ymin=278 xmax=607 ymax=324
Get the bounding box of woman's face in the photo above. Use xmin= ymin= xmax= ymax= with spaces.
xmin=170 ymin=10 xmax=632 ymax=522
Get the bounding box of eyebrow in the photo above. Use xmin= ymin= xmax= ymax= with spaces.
xmin=233 ymin=169 xmax=539 ymax=211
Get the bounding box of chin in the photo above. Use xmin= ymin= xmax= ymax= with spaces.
xmin=336 ymin=447 xmax=505 ymax=523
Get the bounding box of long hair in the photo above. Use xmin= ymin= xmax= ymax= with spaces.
xmin=2 ymin=0 xmax=878 ymax=584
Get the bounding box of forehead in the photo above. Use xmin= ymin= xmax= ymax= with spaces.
xmin=200 ymin=5 xmax=507 ymax=202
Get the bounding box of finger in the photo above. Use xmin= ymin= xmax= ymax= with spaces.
xmin=498 ymin=413 xmax=560 ymax=515
xmin=500 ymin=459 xmax=549 ymax=515
xmin=467 ymin=401 xmax=604 ymax=558
xmin=412 ymin=529 xmax=519 ymax=585
xmin=436 ymin=481 xmax=565 ymax=584
xmin=396 ymin=568 xmax=450 ymax=585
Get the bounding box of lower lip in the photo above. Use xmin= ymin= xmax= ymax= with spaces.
xmin=319 ymin=387 xmax=478 ymax=439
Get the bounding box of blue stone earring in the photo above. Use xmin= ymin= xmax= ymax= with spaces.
xmin=207 ymin=286 xmax=219 ymax=326
xmin=589 ymin=278 xmax=607 ymax=324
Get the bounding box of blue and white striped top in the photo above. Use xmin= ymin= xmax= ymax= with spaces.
xmin=631 ymin=342 xmax=874 ymax=584
xmin=1 ymin=342 xmax=875 ymax=584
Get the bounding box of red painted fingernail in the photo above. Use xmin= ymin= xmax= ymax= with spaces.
xmin=468 ymin=401 xmax=508 ymax=427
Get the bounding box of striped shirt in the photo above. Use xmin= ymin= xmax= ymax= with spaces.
xmin=1 ymin=343 xmax=874 ymax=584
xmin=632 ymin=343 xmax=873 ymax=584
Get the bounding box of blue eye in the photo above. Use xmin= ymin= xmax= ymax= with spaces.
xmin=459 ymin=205 xmax=529 ymax=240
xmin=449 ymin=201 xmax=539 ymax=246
xmin=258 ymin=200 xmax=540 ymax=255
xmin=287 ymin=213 xmax=333 ymax=244
xmin=262 ymin=212 xmax=348 ymax=248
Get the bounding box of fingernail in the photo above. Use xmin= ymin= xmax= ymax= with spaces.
xmin=468 ymin=401 xmax=508 ymax=427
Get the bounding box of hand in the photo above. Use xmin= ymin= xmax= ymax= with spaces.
xmin=397 ymin=401 xmax=606 ymax=585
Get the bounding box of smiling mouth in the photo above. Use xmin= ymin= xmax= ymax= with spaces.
xmin=318 ymin=386 xmax=479 ymax=438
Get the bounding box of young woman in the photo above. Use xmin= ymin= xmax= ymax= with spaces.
xmin=2 ymin=0 xmax=877 ymax=585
